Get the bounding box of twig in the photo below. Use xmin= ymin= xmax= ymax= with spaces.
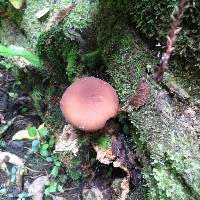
xmin=26 ymin=166 xmax=42 ymax=173
xmin=154 ymin=0 xmax=189 ymax=82
xmin=0 ymin=87 xmax=8 ymax=94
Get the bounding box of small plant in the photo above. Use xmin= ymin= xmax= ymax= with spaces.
xmin=27 ymin=125 xmax=51 ymax=156
xmin=8 ymin=92 xmax=18 ymax=99
xmin=27 ymin=126 xmax=67 ymax=197
xmin=44 ymin=154 xmax=66 ymax=196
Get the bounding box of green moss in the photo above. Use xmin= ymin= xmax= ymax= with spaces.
xmin=36 ymin=27 xmax=73 ymax=81
xmin=80 ymin=49 xmax=103 ymax=71
xmin=96 ymin=134 xmax=112 ymax=149
xmin=63 ymin=0 xmax=99 ymax=37
xmin=35 ymin=0 xmax=100 ymax=81
xmin=7 ymin=4 xmax=23 ymax=25
xmin=125 ymin=0 xmax=200 ymax=69
xmin=95 ymin=3 xmax=200 ymax=198
xmin=100 ymin=28 xmax=154 ymax=102
xmin=20 ymin=0 xmax=73 ymax=48
xmin=69 ymin=169 xmax=81 ymax=181
xmin=98 ymin=0 xmax=200 ymax=70
xmin=65 ymin=47 xmax=78 ymax=82
xmin=45 ymin=102 xmax=65 ymax=131
xmin=0 ymin=0 xmax=8 ymax=12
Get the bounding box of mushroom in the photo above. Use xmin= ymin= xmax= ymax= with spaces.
xmin=60 ymin=77 xmax=119 ymax=131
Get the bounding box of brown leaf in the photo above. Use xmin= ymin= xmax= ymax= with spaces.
xmin=28 ymin=176 xmax=49 ymax=200
xmin=128 ymin=80 xmax=150 ymax=109
xmin=46 ymin=4 xmax=74 ymax=30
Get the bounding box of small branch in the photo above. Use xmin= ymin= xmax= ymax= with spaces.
xmin=154 ymin=0 xmax=189 ymax=82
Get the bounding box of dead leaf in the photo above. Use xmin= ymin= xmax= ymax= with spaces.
xmin=35 ymin=8 xmax=50 ymax=19
xmin=16 ymin=168 xmax=24 ymax=188
xmin=10 ymin=56 xmax=32 ymax=68
xmin=0 ymin=151 xmax=24 ymax=167
xmin=0 ymin=151 xmax=25 ymax=189
xmin=38 ymin=123 xmax=45 ymax=130
xmin=9 ymin=0 xmax=25 ymax=9
xmin=46 ymin=4 xmax=74 ymax=30
xmin=52 ymin=196 xmax=66 ymax=200
xmin=0 ymin=113 xmax=6 ymax=124
xmin=28 ymin=176 xmax=49 ymax=200
xmin=82 ymin=187 xmax=104 ymax=200
xmin=0 ymin=162 xmax=8 ymax=173
xmin=12 ymin=123 xmax=44 ymax=141
xmin=12 ymin=129 xmax=40 ymax=140
xmin=55 ymin=124 xmax=79 ymax=156
xmin=128 ymin=80 xmax=150 ymax=109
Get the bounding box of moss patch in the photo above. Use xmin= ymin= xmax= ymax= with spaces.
xmin=96 ymin=134 xmax=112 ymax=150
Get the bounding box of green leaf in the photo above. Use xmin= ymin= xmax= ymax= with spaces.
xmin=40 ymin=143 xmax=49 ymax=156
xmin=28 ymin=127 xmax=37 ymax=137
xmin=47 ymin=180 xmax=57 ymax=193
xmin=51 ymin=166 xmax=59 ymax=177
xmin=0 ymin=188 xmax=7 ymax=195
xmin=44 ymin=188 xmax=50 ymax=196
xmin=9 ymin=0 xmax=25 ymax=9
xmin=40 ymin=149 xmax=48 ymax=157
xmin=0 ymin=60 xmax=13 ymax=69
xmin=57 ymin=185 xmax=64 ymax=193
xmin=48 ymin=136 xmax=55 ymax=147
xmin=31 ymin=140 xmax=40 ymax=153
xmin=8 ymin=92 xmax=18 ymax=98
xmin=55 ymin=161 xmax=61 ymax=167
xmin=46 ymin=157 xmax=53 ymax=162
xmin=41 ymin=143 xmax=49 ymax=150
xmin=0 ymin=44 xmax=42 ymax=68
xmin=13 ymin=80 xmax=21 ymax=87
xmin=38 ymin=127 xmax=48 ymax=137
xmin=11 ymin=166 xmax=17 ymax=183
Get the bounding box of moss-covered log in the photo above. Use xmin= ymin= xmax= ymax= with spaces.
xmin=0 ymin=0 xmax=200 ymax=199
xmin=99 ymin=23 xmax=200 ymax=199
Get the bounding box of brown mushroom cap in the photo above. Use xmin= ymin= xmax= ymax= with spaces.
xmin=60 ymin=77 xmax=119 ymax=131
